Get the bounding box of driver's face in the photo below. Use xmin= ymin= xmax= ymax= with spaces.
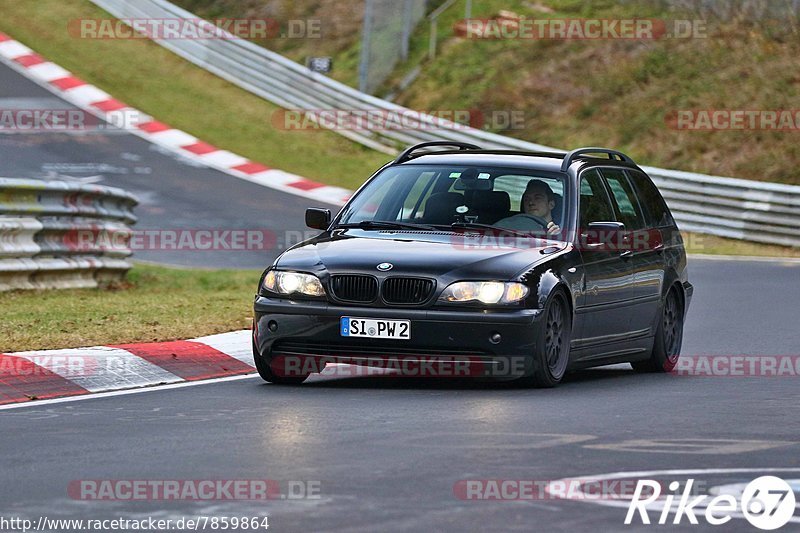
xmin=522 ymin=191 xmax=554 ymax=218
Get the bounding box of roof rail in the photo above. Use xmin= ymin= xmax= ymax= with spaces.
xmin=394 ymin=141 xmax=481 ymax=164
xmin=560 ymin=147 xmax=635 ymax=172
xmin=468 ymin=149 xmax=568 ymax=159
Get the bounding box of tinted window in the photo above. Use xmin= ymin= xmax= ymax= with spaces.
xmin=494 ymin=174 xmax=565 ymax=226
xmin=600 ymin=168 xmax=647 ymax=231
xmin=338 ymin=165 xmax=570 ymax=241
xmin=401 ymin=171 xmax=437 ymax=219
xmin=626 ymin=170 xmax=674 ymax=228
xmin=578 ymin=169 xmax=616 ymax=225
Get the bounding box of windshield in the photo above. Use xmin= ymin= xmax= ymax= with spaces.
xmin=337 ymin=164 xmax=570 ymax=241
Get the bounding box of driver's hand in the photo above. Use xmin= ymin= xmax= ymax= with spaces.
xmin=546 ymin=222 xmax=561 ymax=235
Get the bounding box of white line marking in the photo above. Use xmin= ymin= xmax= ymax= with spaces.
xmin=0 ymin=373 xmax=259 ymax=411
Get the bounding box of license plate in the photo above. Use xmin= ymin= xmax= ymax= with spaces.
xmin=340 ymin=317 xmax=411 ymax=340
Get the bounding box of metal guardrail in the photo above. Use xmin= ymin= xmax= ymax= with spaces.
xmin=90 ymin=0 xmax=800 ymax=248
xmin=0 ymin=178 xmax=138 ymax=291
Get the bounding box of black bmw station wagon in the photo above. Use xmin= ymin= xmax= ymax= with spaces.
xmin=253 ymin=143 xmax=693 ymax=387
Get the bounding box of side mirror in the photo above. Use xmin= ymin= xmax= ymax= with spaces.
xmin=305 ymin=208 xmax=331 ymax=230
xmin=583 ymin=221 xmax=625 ymax=246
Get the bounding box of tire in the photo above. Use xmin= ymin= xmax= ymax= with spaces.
xmin=519 ymin=290 xmax=572 ymax=388
xmin=632 ymin=286 xmax=684 ymax=373
xmin=252 ymin=339 xmax=309 ymax=384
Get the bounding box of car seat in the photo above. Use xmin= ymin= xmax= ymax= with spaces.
xmin=474 ymin=191 xmax=511 ymax=224
xmin=422 ymin=192 xmax=464 ymax=224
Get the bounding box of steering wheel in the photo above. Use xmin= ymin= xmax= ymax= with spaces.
xmin=515 ymin=213 xmax=549 ymax=229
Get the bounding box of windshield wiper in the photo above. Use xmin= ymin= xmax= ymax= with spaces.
xmin=335 ymin=220 xmax=441 ymax=231
xmin=449 ymin=222 xmax=537 ymax=239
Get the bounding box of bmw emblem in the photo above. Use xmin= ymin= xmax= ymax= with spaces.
xmin=377 ymin=262 xmax=393 ymax=272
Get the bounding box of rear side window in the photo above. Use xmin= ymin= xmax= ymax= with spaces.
xmin=578 ymin=169 xmax=616 ymax=225
xmin=600 ymin=168 xmax=647 ymax=231
xmin=626 ymin=170 xmax=675 ymax=228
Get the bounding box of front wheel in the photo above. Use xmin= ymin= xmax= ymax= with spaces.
xmin=632 ymin=286 xmax=684 ymax=373
xmin=252 ymin=339 xmax=309 ymax=384
xmin=519 ymin=290 xmax=572 ymax=388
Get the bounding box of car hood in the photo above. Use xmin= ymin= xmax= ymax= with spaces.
xmin=275 ymin=230 xmax=567 ymax=280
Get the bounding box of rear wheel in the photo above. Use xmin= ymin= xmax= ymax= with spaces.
xmin=252 ymin=339 xmax=309 ymax=384
xmin=519 ymin=290 xmax=572 ymax=388
xmin=632 ymin=286 xmax=684 ymax=373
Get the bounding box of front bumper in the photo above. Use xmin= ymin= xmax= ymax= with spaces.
xmin=253 ymin=296 xmax=544 ymax=378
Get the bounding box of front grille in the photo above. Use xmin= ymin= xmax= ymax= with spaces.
xmin=330 ymin=275 xmax=378 ymax=303
xmin=382 ymin=277 xmax=435 ymax=305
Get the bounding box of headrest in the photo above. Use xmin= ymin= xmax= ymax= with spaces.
xmin=475 ymin=191 xmax=511 ymax=213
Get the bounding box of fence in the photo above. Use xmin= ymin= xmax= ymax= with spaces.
xmin=359 ymin=0 xmax=427 ymax=94
xmin=0 ymin=178 xmax=138 ymax=291
xmin=89 ymin=0 xmax=800 ymax=248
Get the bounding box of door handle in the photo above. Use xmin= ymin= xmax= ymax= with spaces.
xmin=620 ymin=250 xmax=633 ymax=260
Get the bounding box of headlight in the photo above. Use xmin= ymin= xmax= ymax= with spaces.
xmin=263 ymin=270 xmax=325 ymax=297
xmin=439 ymin=281 xmax=529 ymax=304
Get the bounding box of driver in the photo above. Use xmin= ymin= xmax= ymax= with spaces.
xmin=496 ymin=179 xmax=561 ymax=235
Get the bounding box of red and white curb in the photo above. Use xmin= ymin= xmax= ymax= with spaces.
xmin=0 ymin=31 xmax=352 ymax=206
xmin=0 ymin=330 xmax=256 ymax=405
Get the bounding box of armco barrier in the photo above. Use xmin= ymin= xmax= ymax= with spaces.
xmin=0 ymin=178 xmax=138 ymax=291
xmin=89 ymin=0 xmax=800 ymax=248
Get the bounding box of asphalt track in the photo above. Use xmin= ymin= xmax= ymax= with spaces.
xmin=2 ymin=61 xmax=800 ymax=532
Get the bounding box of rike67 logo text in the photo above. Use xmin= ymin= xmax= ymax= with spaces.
xmin=625 ymin=476 xmax=795 ymax=530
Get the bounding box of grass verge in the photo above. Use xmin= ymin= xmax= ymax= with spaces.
xmin=0 ymin=263 xmax=259 ymax=353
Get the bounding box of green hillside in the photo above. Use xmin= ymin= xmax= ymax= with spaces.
xmin=176 ymin=0 xmax=800 ymax=184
